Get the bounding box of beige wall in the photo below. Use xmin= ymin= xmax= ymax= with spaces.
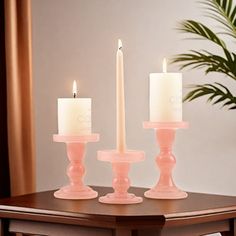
xmin=32 ymin=0 xmax=236 ymax=202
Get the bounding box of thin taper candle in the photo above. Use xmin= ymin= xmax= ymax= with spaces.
xmin=116 ymin=39 xmax=126 ymax=152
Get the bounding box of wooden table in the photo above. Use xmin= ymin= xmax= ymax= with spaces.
xmin=0 ymin=186 xmax=235 ymax=236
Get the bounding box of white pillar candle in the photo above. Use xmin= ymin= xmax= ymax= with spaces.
xmin=116 ymin=39 xmax=126 ymax=152
xmin=58 ymin=81 xmax=91 ymax=135
xmin=149 ymin=59 xmax=182 ymax=122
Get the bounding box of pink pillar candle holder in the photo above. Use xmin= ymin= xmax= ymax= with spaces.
xmin=53 ymin=134 xmax=99 ymax=200
xmin=143 ymin=121 xmax=188 ymax=199
xmin=97 ymin=150 xmax=145 ymax=204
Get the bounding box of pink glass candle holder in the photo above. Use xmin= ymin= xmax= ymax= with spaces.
xmin=97 ymin=150 xmax=145 ymax=204
xmin=53 ymin=134 xmax=99 ymax=200
xmin=143 ymin=121 xmax=188 ymax=199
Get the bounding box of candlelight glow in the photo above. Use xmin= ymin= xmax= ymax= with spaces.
xmin=118 ymin=39 xmax=122 ymax=50
xmin=73 ymin=80 xmax=77 ymax=98
xmin=163 ymin=58 xmax=167 ymax=73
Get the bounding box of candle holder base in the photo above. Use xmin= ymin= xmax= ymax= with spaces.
xmin=54 ymin=185 xmax=98 ymax=200
xmin=97 ymin=150 xmax=145 ymax=204
xmin=53 ymin=134 xmax=99 ymax=200
xmin=143 ymin=121 xmax=188 ymax=200
xmin=99 ymin=192 xmax=142 ymax=204
xmin=144 ymin=186 xmax=187 ymax=199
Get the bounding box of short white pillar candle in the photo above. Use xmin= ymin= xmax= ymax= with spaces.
xmin=57 ymin=81 xmax=91 ymax=135
xmin=149 ymin=59 xmax=182 ymax=122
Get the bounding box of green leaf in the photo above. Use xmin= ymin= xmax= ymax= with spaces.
xmin=178 ymin=20 xmax=226 ymax=48
xmin=184 ymin=83 xmax=236 ymax=109
xmin=222 ymin=100 xmax=234 ymax=107
xmin=201 ymin=0 xmax=236 ymax=39
xmin=213 ymin=95 xmax=227 ymax=104
xmin=172 ymin=0 xmax=236 ymax=110
xmin=172 ymin=50 xmax=236 ymax=80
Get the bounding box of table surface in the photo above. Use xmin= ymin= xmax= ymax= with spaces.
xmin=0 ymin=186 xmax=236 ymax=229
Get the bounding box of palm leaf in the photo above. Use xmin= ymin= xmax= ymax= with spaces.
xmin=172 ymin=0 xmax=236 ymax=109
xmin=201 ymin=0 xmax=236 ymax=39
xmin=184 ymin=83 xmax=236 ymax=109
xmin=172 ymin=50 xmax=236 ymax=80
xmin=178 ymin=20 xmax=226 ymax=48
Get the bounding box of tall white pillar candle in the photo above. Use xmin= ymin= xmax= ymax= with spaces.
xmin=149 ymin=59 xmax=182 ymax=122
xmin=58 ymin=81 xmax=91 ymax=135
xmin=116 ymin=39 xmax=126 ymax=152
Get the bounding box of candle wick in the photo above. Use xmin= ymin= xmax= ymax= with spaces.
xmin=118 ymin=39 xmax=123 ymax=50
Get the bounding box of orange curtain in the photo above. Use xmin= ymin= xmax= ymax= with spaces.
xmin=0 ymin=0 xmax=11 ymax=198
xmin=4 ymin=0 xmax=35 ymax=196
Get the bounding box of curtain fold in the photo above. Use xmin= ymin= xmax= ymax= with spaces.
xmin=4 ymin=0 xmax=36 ymax=196
xmin=0 ymin=0 xmax=11 ymax=199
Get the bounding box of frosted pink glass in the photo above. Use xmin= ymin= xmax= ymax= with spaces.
xmin=143 ymin=122 xmax=188 ymax=199
xmin=97 ymin=150 xmax=145 ymax=204
xmin=143 ymin=121 xmax=189 ymax=129
xmin=53 ymin=134 xmax=99 ymax=199
xmin=53 ymin=134 xmax=99 ymax=143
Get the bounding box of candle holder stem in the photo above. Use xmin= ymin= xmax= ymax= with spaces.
xmin=53 ymin=134 xmax=99 ymax=199
xmin=112 ymin=163 xmax=130 ymax=197
xmin=97 ymin=150 xmax=145 ymax=204
xmin=143 ymin=122 xmax=188 ymax=199
xmin=155 ymin=129 xmax=177 ymax=190
xmin=66 ymin=143 xmax=85 ymax=188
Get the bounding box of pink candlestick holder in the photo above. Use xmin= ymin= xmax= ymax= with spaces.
xmin=97 ymin=150 xmax=145 ymax=204
xmin=53 ymin=134 xmax=99 ymax=200
xmin=143 ymin=121 xmax=189 ymax=199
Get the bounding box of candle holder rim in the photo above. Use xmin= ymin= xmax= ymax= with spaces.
xmin=53 ymin=133 xmax=100 ymax=143
xmin=97 ymin=149 xmax=145 ymax=163
xmin=143 ymin=121 xmax=189 ymax=129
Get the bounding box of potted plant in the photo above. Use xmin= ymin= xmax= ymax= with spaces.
xmin=172 ymin=0 xmax=236 ymax=109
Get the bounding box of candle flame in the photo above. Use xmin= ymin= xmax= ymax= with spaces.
xmin=163 ymin=58 xmax=167 ymax=73
xmin=118 ymin=39 xmax=122 ymax=50
xmin=73 ymin=80 xmax=77 ymax=98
